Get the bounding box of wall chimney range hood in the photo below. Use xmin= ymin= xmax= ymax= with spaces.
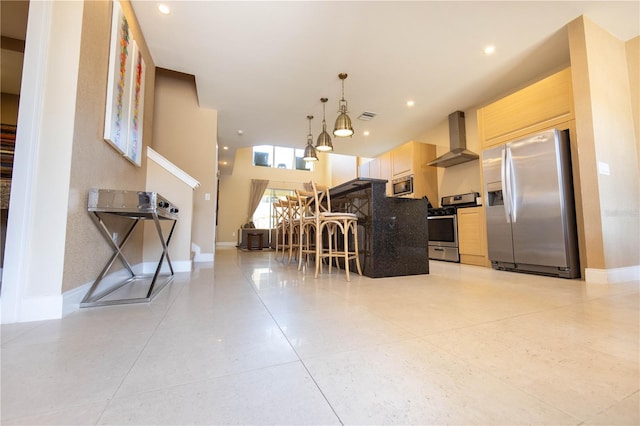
xmin=427 ymin=111 xmax=479 ymax=168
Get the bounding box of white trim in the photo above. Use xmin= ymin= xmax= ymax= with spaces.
xmin=215 ymin=242 xmax=236 ymax=247
xmin=585 ymin=265 xmax=640 ymax=283
xmin=147 ymin=147 xmax=200 ymax=189
xmin=17 ymin=296 xmax=64 ymax=323
xmin=62 ymin=265 xmax=144 ymax=316
xmin=62 ymin=281 xmax=92 ymax=317
xmin=192 ymin=242 xmax=215 ymax=261
xmin=194 ymin=252 xmax=215 ymax=261
xmin=62 ymin=262 xmax=188 ymax=316
xmin=2 ymin=1 xmax=53 ymax=324
xmin=141 ymin=260 xmax=192 ymax=273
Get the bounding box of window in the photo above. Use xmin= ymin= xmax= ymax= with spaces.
xmin=253 ymin=145 xmax=313 ymax=171
xmin=252 ymin=188 xmax=295 ymax=229
xmin=253 ymin=145 xmax=272 ymax=167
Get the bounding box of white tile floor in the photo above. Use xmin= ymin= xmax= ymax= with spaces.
xmin=1 ymin=247 xmax=639 ymax=425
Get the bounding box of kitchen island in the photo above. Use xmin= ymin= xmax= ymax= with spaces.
xmin=329 ymin=178 xmax=430 ymax=278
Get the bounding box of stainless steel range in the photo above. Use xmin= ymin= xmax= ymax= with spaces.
xmin=82 ymin=189 xmax=179 ymax=307
xmin=428 ymin=192 xmax=478 ymax=262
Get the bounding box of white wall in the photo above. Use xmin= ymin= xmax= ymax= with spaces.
xmin=2 ymin=1 xmax=84 ymax=323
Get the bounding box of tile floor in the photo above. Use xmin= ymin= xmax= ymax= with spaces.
xmin=1 ymin=247 xmax=639 ymax=425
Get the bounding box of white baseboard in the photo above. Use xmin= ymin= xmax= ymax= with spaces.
xmin=585 ymin=265 xmax=640 ymax=284
xmin=194 ymin=252 xmax=215 ymax=261
xmin=62 ymin=264 xmax=143 ymax=316
xmin=192 ymin=241 xmax=215 ymax=262
xmin=141 ymin=260 xmax=192 ymax=274
xmin=14 ymin=295 xmax=64 ymax=323
xmin=61 ymin=261 xmax=197 ymax=317
xmin=62 ymin=281 xmax=92 ymax=317
xmin=215 ymin=242 xmax=236 ymax=247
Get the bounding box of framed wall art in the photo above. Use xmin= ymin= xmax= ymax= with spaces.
xmin=124 ymin=40 xmax=146 ymax=166
xmin=103 ymin=0 xmax=133 ymax=156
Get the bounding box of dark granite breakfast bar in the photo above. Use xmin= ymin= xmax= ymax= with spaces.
xmin=329 ymin=178 xmax=430 ymax=278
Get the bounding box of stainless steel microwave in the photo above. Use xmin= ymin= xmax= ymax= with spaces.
xmin=392 ymin=175 xmax=413 ymax=196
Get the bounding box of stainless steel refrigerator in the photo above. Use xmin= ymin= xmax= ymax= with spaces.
xmin=482 ymin=129 xmax=580 ymax=278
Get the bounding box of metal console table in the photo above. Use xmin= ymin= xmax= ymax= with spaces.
xmin=81 ymin=189 xmax=179 ymax=308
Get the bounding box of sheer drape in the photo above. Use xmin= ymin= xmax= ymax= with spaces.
xmin=247 ymin=179 xmax=269 ymax=224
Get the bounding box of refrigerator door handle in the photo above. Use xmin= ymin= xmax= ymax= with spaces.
xmin=501 ymin=147 xmax=511 ymax=223
xmin=507 ymin=147 xmax=517 ymax=222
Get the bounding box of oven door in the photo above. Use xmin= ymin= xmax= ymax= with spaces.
xmin=428 ymin=214 xmax=460 ymax=262
xmin=428 ymin=215 xmax=458 ymax=247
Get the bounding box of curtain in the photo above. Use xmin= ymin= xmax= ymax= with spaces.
xmin=247 ymin=179 xmax=269 ymax=224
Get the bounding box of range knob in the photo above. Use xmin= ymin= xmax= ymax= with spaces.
xmin=170 ymin=207 xmax=179 ymax=214
xmin=158 ymin=201 xmax=169 ymax=208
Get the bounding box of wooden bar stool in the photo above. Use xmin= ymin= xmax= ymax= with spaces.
xmin=295 ymin=188 xmax=321 ymax=271
xmin=273 ymin=199 xmax=287 ymax=260
xmin=284 ymin=195 xmax=301 ymax=264
xmin=311 ymin=182 xmax=362 ymax=281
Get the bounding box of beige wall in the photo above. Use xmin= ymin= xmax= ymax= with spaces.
xmin=217 ymin=147 xmax=331 ymax=244
xmin=61 ymin=0 xmax=155 ymax=292
xmin=329 ymin=153 xmax=358 ymax=187
xmin=626 ymin=36 xmax=640 ymax=168
xmin=569 ymin=16 xmax=639 ymax=270
xmin=1 ymin=93 xmax=20 ymax=124
xmin=152 ymin=69 xmax=217 ymax=256
xmin=144 ymin=157 xmax=194 ymax=267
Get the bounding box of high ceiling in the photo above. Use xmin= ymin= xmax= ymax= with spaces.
xmin=130 ymin=1 xmax=638 ymax=173
xmin=3 ymin=2 xmax=639 ymax=174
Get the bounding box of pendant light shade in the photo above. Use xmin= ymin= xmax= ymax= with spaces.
xmin=303 ymin=115 xmax=318 ymax=162
xmin=333 ymin=73 xmax=354 ymax=137
xmin=316 ymin=98 xmax=333 ymax=152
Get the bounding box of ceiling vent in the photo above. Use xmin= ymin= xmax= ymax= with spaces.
xmin=357 ymin=111 xmax=377 ymax=121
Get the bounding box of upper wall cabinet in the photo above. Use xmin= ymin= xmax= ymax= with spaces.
xmin=359 ymin=142 xmax=437 ymax=201
xmin=391 ymin=141 xmax=438 ymax=205
xmin=392 ymin=143 xmax=414 ymax=177
xmin=379 ymin=152 xmax=392 ymax=195
xmin=478 ymin=67 xmax=574 ymax=148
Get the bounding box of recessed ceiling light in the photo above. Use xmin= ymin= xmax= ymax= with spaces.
xmin=406 ymin=100 xmax=415 ymax=107
xmin=237 ymin=130 xmax=244 ymax=135
xmin=223 ymin=146 xmax=229 ymax=150
xmin=158 ymin=4 xmax=170 ymax=15
xmin=363 ymin=131 xmax=370 ymax=136
xmin=484 ymin=45 xmax=496 ymax=55
xmin=222 ymin=161 xmax=228 ymax=165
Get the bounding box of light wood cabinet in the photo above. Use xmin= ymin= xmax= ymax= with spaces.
xmin=457 ymin=206 xmax=489 ymax=266
xmin=379 ymin=152 xmax=392 ymax=195
xmin=361 ymin=142 xmax=438 ymax=201
xmin=478 ymin=67 xmax=574 ymax=148
xmin=392 ymin=142 xmax=414 ymax=176
xmin=389 ymin=141 xmax=438 ymax=205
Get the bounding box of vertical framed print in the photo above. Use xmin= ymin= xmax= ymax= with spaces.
xmin=125 ymin=40 xmax=145 ymax=166
xmin=103 ymin=0 xmax=132 ymax=154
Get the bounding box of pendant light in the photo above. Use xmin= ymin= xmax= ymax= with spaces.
xmin=333 ymin=73 xmax=354 ymax=137
xmin=303 ymin=115 xmax=318 ymax=162
xmin=316 ymin=98 xmax=333 ymax=152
